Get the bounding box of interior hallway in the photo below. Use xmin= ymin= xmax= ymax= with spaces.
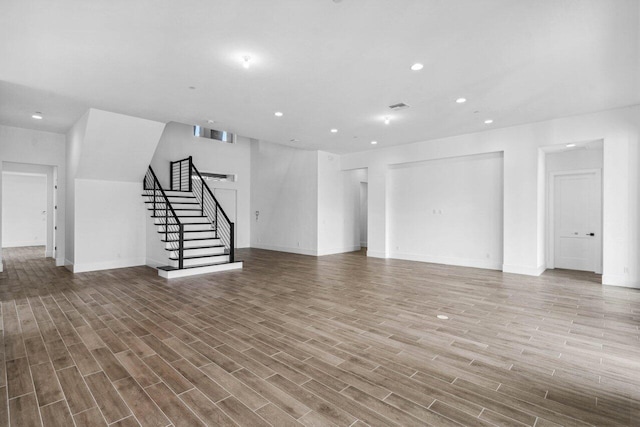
xmin=0 ymin=247 xmax=638 ymax=426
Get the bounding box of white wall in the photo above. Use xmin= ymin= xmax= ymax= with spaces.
xmin=65 ymin=111 xmax=89 ymax=266
xmin=0 ymin=124 xmax=66 ymax=271
xmin=317 ymin=152 xmax=363 ymax=255
xmin=546 ymin=146 xmax=603 ymax=172
xmin=66 ymin=109 xmax=165 ymax=272
xmin=251 ymin=141 xmax=318 ymax=255
xmin=72 ymin=179 xmax=146 ymax=272
xmin=1 ymin=173 xmax=47 ymax=248
xmin=388 ymin=152 xmax=504 ymax=270
xmin=341 ymin=105 xmax=640 ymax=288
xmin=149 ymin=122 xmax=251 ymax=254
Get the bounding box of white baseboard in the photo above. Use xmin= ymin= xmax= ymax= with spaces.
xmin=366 ymin=250 xmax=387 ymax=258
xmin=70 ymin=257 xmax=147 ymax=273
xmin=360 ymin=241 xmax=367 ymax=247
xmin=251 ymin=243 xmax=318 ymax=256
xmin=602 ymin=274 xmax=640 ymax=289
xmin=55 ymin=258 xmax=65 ymax=267
xmin=317 ymin=245 xmax=361 ymax=256
xmin=390 ymin=252 xmax=502 ymax=270
xmin=0 ymin=260 xmax=3 ymax=272
xmin=502 ymin=263 xmax=546 ymax=276
xmin=45 ymin=250 xmax=53 ymax=258
xmin=2 ymin=241 xmax=46 ymax=248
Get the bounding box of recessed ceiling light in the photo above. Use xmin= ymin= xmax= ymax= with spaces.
xmin=274 ymin=112 xmax=283 ymax=117
xmin=410 ymin=63 xmax=424 ymax=71
xmin=290 ymin=138 xmax=300 ymax=143
xmin=371 ymin=141 xmax=378 ymax=145
xmin=384 ymin=117 xmax=391 ymax=125
xmin=566 ymin=143 xmax=576 ymax=148
xmin=207 ymin=119 xmax=215 ymax=124
xmin=456 ymin=98 xmax=467 ymax=103
xmin=330 ymin=129 xmax=338 ymax=133
xmin=32 ymin=112 xmax=43 ymax=120
xmin=188 ymin=86 xmax=196 ymax=90
xmin=484 ymin=119 xmax=493 ymax=124
xmin=437 ymin=314 xmax=449 ymax=320
xmin=242 ymin=55 xmax=251 ymax=69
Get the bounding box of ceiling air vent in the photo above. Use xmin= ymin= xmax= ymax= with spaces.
xmin=193 ymin=125 xmax=235 ymax=143
xmin=388 ymin=102 xmax=409 ymax=111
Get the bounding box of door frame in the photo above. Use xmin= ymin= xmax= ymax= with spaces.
xmin=547 ymin=168 xmax=602 ymax=273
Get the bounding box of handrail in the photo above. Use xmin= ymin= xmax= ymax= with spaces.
xmin=143 ymin=166 xmax=184 ymax=269
xmin=190 ymin=164 xmax=232 ymax=225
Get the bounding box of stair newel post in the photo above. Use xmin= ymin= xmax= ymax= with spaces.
xmin=230 ymin=223 xmax=235 ymax=263
xmin=170 ymin=161 xmax=174 ymax=191
xmin=178 ymin=224 xmax=184 ymax=269
xmin=188 ymin=156 xmax=193 ymax=193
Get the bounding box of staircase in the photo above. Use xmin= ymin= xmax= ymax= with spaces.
xmin=143 ymin=157 xmax=243 ymax=278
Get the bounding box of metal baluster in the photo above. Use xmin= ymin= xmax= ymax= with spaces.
xmin=215 ymin=204 xmax=218 ymax=239
xmin=153 ymin=176 xmax=156 ymax=216
xmin=230 ymin=223 xmax=235 ymax=263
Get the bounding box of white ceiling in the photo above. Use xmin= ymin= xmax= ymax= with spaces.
xmin=1 ymin=0 xmax=639 ymax=154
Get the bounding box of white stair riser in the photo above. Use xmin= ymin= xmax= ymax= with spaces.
xmin=169 ymin=247 xmax=226 ymax=257
xmin=160 ymin=231 xmax=217 ymax=240
xmin=158 ymin=261 xmax=243 ymax=279
xmin=169 ymin=255 xmax=229 ymax=268
xmin=166 ymin=239 xmax=221 ymax=249
xmin=157 ymin=223 xmax=212 ymax=231
xmin=153 ymin=217 xmax=208 ymax=225
xmin=172 ymin=210 xmax=202 ymax=217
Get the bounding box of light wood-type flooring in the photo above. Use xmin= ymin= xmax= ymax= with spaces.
xmin=0 ymin=246 xmax=639 ymax=426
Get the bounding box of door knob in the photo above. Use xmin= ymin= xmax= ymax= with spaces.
xmin=586 ymin=232 xmax=595 ymax=236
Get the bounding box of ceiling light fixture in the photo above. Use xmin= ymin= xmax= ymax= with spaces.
xmin=32 ymin=112 xmax=43 ymax=120
xmin=484 ymin=119 xmax=493 ymax=124
xmin=437 ymin=314 xmax=449 ymax=320
xmin=274 ymin=112 xmax=283 ymax=117
xmin=566 ymin=143 xmax=577 ymax=148
xmin=410 ymin=63 xmax=424 ymax=71
xmin=456 ymin=98 xmax=467 ymax=104
xmin=384 ymin=117 xmax=391 ymax=125
xmin=330 ymin=129 xmax=338 ymax=133
xmin=371 ymin=141 xmax=378 ymax=145
xmin=242 ymin=55 xmax=251 ymax=69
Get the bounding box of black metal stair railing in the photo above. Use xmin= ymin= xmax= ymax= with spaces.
xmin=170 ymin=156 xmax=235 ymax=263
xmin=143 ymin=166 xmax=185 ymax=269
xmin=170 ymin=158 xmax=191 ymax=192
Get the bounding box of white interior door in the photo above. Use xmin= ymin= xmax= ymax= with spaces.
xmin=553 ymin=172 xmax=601 ymax=272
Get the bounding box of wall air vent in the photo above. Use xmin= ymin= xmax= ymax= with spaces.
xmin=388 ymin=102 xmax=410 ymax=110
xmin=193 ymin=125 xmax=235 ymax=143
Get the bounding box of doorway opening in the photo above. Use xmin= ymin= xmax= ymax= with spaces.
xmin=1 ymin=162 xmax=57 ymax=261
xmin=544 ymin=140 xmax=603 ymax=274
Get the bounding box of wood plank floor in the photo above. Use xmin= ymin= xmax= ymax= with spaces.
xmin=1 ymin=246 xmax=639 ymax=426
